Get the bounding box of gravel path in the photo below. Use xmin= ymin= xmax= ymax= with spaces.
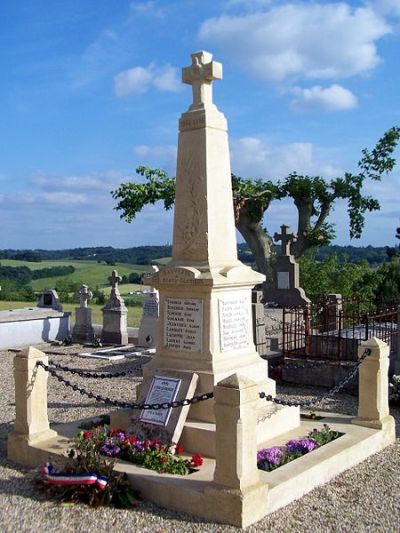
xmin=1 ymin=345 xmax=399 ymax=532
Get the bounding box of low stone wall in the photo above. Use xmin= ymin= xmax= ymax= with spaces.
xmin=281 ymin=358 xmax=358 ymax=392
xmin=0 ymin=308 xmax=70 ymax=350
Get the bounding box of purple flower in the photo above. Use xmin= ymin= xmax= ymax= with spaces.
xmin=133 ymin=441 xmax=145 ymax=452
xmin=101 ymin=443 xmax=121 ymax=457
xmin=257 ymin=447 xmax=284 ymax=466
xmin=100 ymin=437 xmax=121 ymax=457
xmin=286 ymin=438 xmax=318 ymax=453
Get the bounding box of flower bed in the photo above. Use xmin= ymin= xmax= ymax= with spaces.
xmin=79 ymin=426 xmax=203 ymax=475
xmin=257 ymin=424 xmax=343 ymax=472
xmin=36 ymin=426 xmax=204 ymax=508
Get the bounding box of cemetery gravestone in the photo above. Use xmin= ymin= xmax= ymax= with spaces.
xmin=72 ymin=284 xmax=95 ymax=343
xmin=264 ymin=224 xmax=310 ymax=307
xmin=37 ymin=289 xmax=63 ymax=311
xmin=101 ymin=270 xmax=128 ymax=345
xmin=252 ymin=290 xmax=267 ymax=357
xmin=138 ymin=266 xmax=160 ymax=348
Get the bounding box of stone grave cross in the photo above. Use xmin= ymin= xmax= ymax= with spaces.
xmin=274 ymin=224 xmax=297 ymax=256
xmin=182 ymin=51 xmax=222 ymax=109
xmin=76 ymin=284 xmax=93 ymax=308
xmin=109 ymin=270 xmax=122 ymax=297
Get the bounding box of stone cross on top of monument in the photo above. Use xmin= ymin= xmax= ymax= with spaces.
xmin=109 ymin=270 xmax=122 ymax=295
xmin=182 ymin=51 xmax=222 ymax=110
xmin=76 ymin=284 xmax=93 ymax=308
xmin=274 ymin=224 xmax=297 ymax=256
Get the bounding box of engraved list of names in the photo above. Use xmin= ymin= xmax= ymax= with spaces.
xmin=164 ymin=298 xmax=203 ymax=352
xmin=219 ymin=292 xmax=250 ymax=352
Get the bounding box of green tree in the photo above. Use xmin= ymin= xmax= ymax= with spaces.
xmin=299 ymin=254 xmax=378 ymax=302
xmin=112 ymin=127 xmax=399 ymax=281
xmin=374 ymin=259 xmax=400 ymax=305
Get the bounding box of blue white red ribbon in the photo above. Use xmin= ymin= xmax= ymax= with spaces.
xmin=40 ymin=463 xmax=108 ymax=489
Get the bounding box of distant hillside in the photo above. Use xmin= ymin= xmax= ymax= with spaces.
xmin=0 ymin=243 xmax=392 ymax=266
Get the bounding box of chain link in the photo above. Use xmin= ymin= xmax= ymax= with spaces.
xmin=47 ymin=360 xmax=144 ymax=379
xmin=37 ymin=361 xmax=214 ymax=409
xmin=37 ymin=347 xmax=371 ymax=411
xmin=259 ymin=348 xmax=371 ymax=408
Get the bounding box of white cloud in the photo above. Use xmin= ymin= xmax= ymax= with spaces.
xmin=114 ymin=63 xmax=181 ymax=96
xmin=31 ymin=171 xmax=125 ymax=191
xmin=134 ymin=144 xmax=177 ymax=172
xmin=13 ymin=192 xmax=88 ymax=206
xmin=199 ymin=3 xmax=391 ymax=82
xmin=367 ymin=0 xmax=400 ymax=18
xmin=130 ymin=1 xmax=164 ymax=18
xmin=291 ymin=84 xmax=358 ymax=111
xmin=114 ymin=66 xmax=154 ymax=96
xmin=230 ymin=137 xmax=342 ymax=179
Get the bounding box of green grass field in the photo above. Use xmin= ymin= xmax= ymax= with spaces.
xmin=0 ymin=300 xmax=143 ymax=327
xmin=0 ymin=259 xmax=148 ymax=290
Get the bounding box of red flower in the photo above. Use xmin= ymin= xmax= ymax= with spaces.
xmin=108 ymin=428 xmax=124 ymax=437
xmin=160 ymin=456 xmax=168 ymax=463
xmin=83 ymin=431 xmax=91 ymax=440
xmin=176 ymin=444 xmax=184 ymax=455
xmin=191 ymin=454 xmax=203 ymax=467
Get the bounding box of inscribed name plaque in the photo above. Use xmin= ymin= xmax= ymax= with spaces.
xmin=218 ymin=292 xmax=250 ymax=352
xmin=164 ymin=298 xmax=203 ymax=352
xmin=128 ymin=371 xmax=199 ymax=444
xmin=142 ymin=297 xmax=159 ymax=318
xmin=277 ymin=271 xmax=290 ymax=289
xmin=139 ymin=376 xmax=181 ymax=426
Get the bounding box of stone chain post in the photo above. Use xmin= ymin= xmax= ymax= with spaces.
xmin=8 ymin=346 xmax=57 ymax=466
xmin=352 ymin=337 xmax=395 ymax=435
xmin=208 ymin=373 xmax=268 ymax=528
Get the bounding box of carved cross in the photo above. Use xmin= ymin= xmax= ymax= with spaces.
xmin=76 ymin=284 xmax=93 ymax=308
xmin=182 ymin=51 xmax=222 ymax=109
xmin=109 ymin=270 xmax=121 ymax=293
xmin=274 ymin=224 xmax=297 ymax=256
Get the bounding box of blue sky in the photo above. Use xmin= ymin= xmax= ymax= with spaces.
xmin=1 ymin=0 xmax=399 ymax=250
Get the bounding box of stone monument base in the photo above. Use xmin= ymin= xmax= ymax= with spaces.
xmin=17 ymin=411 xmax=395 ymax=528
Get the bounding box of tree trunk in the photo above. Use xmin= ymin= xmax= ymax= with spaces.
xmin=294 ymin=197 xmax=313 ymax=258
xmin=235 ymin=205 xmax=273 ymax=285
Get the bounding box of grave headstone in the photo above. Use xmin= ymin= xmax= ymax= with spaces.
xmin=101 ymin=270 xmax=128 ymax=345
xmin=37 ymin=289 xmax=63 ymax=311
xmin=264 ymin=224 xmax=310 ymax=307
xmin=252 ymin=290 xmax=267 ymax=356
xmin=138 ymin=266 xmax=159 ymax=348
xmin=72 ymin=284 xmax=95 ymax=343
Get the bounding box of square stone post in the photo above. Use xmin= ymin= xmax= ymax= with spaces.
xmin=207 ymin=373 xmax=268 ymax=527
xmin=352 ymin=338 xmax=395 ymax=439
xmin=8 ymin=346 xmax=57 ymax=465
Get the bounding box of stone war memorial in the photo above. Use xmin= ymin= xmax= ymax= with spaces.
xmin=7 ymin=51 xmax=396 ymax=528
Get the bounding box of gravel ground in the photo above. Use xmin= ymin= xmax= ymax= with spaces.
xmin=1 ymin=344 xmax=399 ymax=532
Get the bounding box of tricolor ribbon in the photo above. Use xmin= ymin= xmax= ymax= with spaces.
xmin=40 ymin=463 xmax=108 ymax=489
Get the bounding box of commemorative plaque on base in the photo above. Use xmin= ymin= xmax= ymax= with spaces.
xmin=128 ymin=370 xmax=198 ymax=444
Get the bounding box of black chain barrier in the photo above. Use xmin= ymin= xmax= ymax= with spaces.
xmin=36 ymin=361 xmax=214 ymax=410
xmin=37 ymin=348 xmax=372 ymax=411
xmin=47 ymin=360 xmax=144 ymax=379
xmin=260 ymin=348 xmax=372 ymax=408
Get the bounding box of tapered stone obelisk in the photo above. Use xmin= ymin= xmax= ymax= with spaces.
xmin=144 ymin=52 xmax=287 ymax=427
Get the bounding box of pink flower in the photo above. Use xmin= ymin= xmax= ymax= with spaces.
xmin=83 ymin=431 xmax=91 ymax=440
